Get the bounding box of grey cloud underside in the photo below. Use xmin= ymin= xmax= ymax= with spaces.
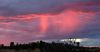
xmin=0 ymin=0 xmax=99 ymax=16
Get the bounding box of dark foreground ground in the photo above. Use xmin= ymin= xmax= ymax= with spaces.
xmin=0 ymin=41 xmax=100 ymax=52
xmin=0 ymin=47 xmax=100 ymax=52
xmin=0 ymin=49 xmax=40 ymax=52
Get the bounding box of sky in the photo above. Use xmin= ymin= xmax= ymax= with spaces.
xmin=0 ymin=0 xmax=100 ymax=46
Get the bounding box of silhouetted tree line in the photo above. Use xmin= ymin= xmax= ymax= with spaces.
xmin=0 ymin=41 xmax=99 ymax=52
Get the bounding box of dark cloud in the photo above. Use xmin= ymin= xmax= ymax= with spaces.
xmin=0 ymin=0 xmax=99 ymax=16
xmin=0 ymin=0 xmax=99 ymax=46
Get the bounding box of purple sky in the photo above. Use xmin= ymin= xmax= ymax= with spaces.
xmin=0 ymin=0 xmax=99 ymax=46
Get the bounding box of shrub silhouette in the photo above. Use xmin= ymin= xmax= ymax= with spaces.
xmin=0 ymin=41 xmax=98 ymax=52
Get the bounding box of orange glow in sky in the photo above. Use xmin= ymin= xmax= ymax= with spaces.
xmin=0 ymin=9 xmax=95 ymax=45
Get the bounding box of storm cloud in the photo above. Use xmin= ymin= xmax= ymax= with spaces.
xmin=0 ymin=0 xmax=99 ymax=46
xmin=0 ymin=0 xmax=99 ymax=16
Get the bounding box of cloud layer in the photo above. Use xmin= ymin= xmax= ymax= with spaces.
xmin=0 ymin=0 xmax=99 ymax=46
xmin=0 ymin=0 xmax=99 ymax=16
